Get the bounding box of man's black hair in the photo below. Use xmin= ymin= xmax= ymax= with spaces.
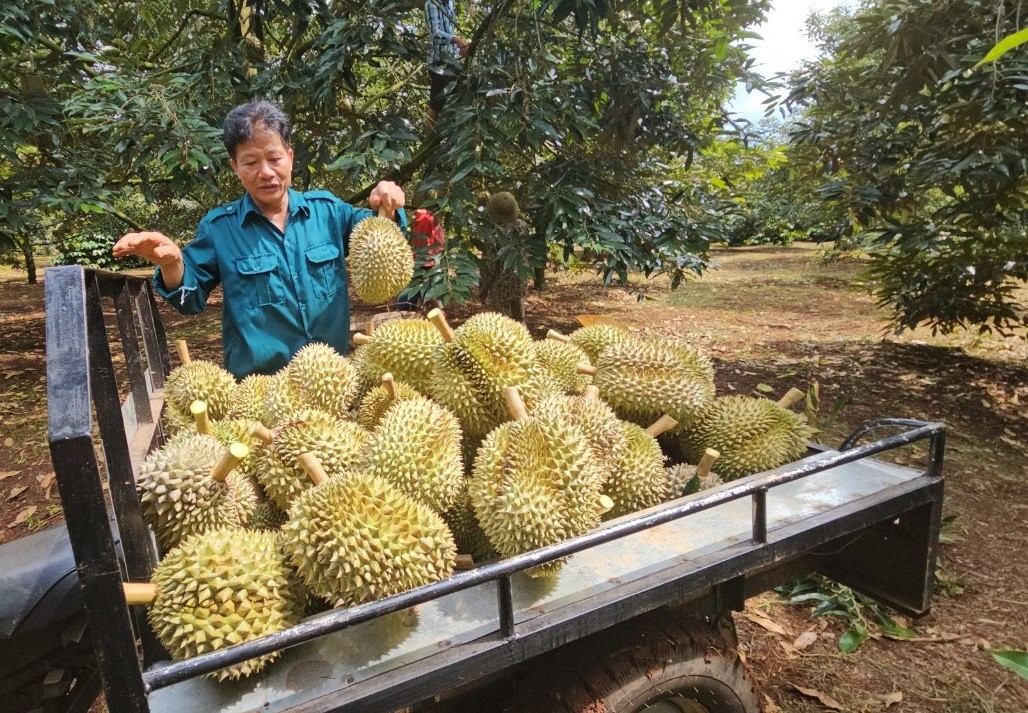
xmin=222 ymin=100 xmax=291 ymax=158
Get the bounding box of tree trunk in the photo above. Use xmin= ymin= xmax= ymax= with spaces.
xmin=22 ymin=239 xmax=36 ymax=284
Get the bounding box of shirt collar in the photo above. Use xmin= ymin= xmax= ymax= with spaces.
xmin=239 ymin=188 xmax=310 ymax=226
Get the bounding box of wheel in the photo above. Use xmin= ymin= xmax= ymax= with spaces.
xmin=497 ymin=608 xmax=762 ymax=713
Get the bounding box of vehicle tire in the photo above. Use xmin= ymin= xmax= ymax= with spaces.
xmin=499 ymin=607 xmax=762 ymax=713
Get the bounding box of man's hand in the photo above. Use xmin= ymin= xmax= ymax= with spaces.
xmin=369 ymin=181 xmax=406 ymax=219
xmin=113 ymin=231 xmax=184 ymax=289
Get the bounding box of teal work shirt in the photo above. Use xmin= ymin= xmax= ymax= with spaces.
xmin=154 ymin=188 xmax=407 ymax=380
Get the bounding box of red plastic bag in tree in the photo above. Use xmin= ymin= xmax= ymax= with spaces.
xmin=410 ymin=209 xmax=445 ymax=268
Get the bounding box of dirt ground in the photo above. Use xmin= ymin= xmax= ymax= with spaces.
xmin=0 ymin=243 xmax=1025 ymax=712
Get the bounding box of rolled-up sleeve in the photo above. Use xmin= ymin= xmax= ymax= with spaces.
xmin=154 ymin=225 xmax=221 ymax=315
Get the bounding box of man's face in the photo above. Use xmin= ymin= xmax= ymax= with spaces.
xmin=229 ymin=128 xmax=294 ymax=213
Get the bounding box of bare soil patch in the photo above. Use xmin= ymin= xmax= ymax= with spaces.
xmin=1 ymin=243 xmax=1024 ymax=711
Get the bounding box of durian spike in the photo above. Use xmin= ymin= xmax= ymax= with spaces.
xmin=174 ymin=339 xmax=191 ymax=365
xmin=777 ymin=387 xmax=806 ymax=410
xmin=426 ymin=308 xmax=455 ymax=342
xmin=597 ymin=494 xmax=615 ymax=515
xmin=644 ymin=414 xmax=679 ymax=438
xmin=189 ymin=400 xmax=212 ymax=435
xmin=501 ymin=386 xmax=530 ymax=421
xmin=352 ymin=332 xmax=372 ymax=346
xmin=297 ymin=451 xmax=329 ymax=487
xmin=697 ymin=448 xmax=720 ymax=479
xmin=249 ymin=422 xmax=274 ymax=445
xmin=454 ymin=554 xmax=475 ymax=570
xmin=583 ymin=385 xmax=600 ymax=400
xmin=123 ymin=582 xmax=157 ymax=605
xmin=546 ymin=329 xmax=570 ymax=343
xmin=382 ymin=372 xmax=397 ymax=400
xmin=209 ymin=442 xmax=250 ymax=482
xmin=577 ymin=363 xmax=598 ymax=376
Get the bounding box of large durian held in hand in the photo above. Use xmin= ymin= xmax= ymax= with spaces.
xmin=348 ymin=207 xmax=414 ymax=304
xmin=282 ymin=453 xmax=456 ymax=607
xmin=136 ymin=434 xmax=258 ymax=550
xmin=123 ymin=527 xmax=305 ymax=680
xmin=680 ymin=394 xmax=814 ymax=481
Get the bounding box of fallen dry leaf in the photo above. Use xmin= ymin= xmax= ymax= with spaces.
xmin=8 ymin=505 xmax=36 ymax=528
xmin=3 ymin=437 xmax=12 ymax=448
xmin=793 ymin=630 xmax=818 ymax=650
xmin=763 ymin=694 xmax=784 ymax=713
xmin=878 ymin=691 xmax=903 ymax=708
xmin=743 ymin=610 xmax=789 ymax=637
xmin=792 ymin=684 xmax=844 ymax=710
xmin=0 ymin=470 xmax=19 ymax=481
xmin=7 ymin=485 xmax=28 ymax=500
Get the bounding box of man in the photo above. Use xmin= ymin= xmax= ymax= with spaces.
xmin=425 ymin=0 xmax=468 ymax=126
xmin=112 ymin=100 xmax=406 ymax=379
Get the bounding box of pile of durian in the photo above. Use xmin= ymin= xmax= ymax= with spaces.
xmin=126 ymin=313 xmax=813 ymax=680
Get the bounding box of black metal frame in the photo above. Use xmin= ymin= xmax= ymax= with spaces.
xmin=45 ymin=265 xmax=946 ymax=713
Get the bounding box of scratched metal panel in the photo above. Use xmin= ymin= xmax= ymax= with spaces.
xmin=148 ymin=453 xmax=920 ymax=712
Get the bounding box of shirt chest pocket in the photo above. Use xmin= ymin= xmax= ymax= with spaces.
xmin=235 ymin=253 xmax=284 ymax=309
xmin=305 ymin=242 xmax=345 ymax=299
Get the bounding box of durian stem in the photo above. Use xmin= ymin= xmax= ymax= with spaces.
xmin=697 ymin=448 xmax=720 ymax=479
xmin=123 ymin=582 xmax=157 ymax=605
xmin=189 ymin=400 xmax=212 ymax=435
xmin=597 ymin=494 xmax=614 ymax=515
xmin=298 ymin=451 xmax=329 ymax=486
xmin=364 ymin=318 xmax=376 ymax=335
xmin=501 ymin=386 xmax=530 ymax=421
xmin=249 ymin=422 xmax=274 ymax=445
xmin=382 ymin=372 xmax=397 ymax=400
xmin=209 ymin=442 xmax=250 ymax=482
xmin=454 ymin=554 xmax=475 ymax=570
xmin=776 ymin=387 xmax=805 ymax=410
xmin=352 ymin=332 xmax=372 ymax=346
xmin=577 ymin=363 xmax=598 ymax=376
xmin=545 ymin=329 xmax=570 ymax=343
xmin=583 ymin=385 xmax=600 ymax=400
xmin=426 ymin=307 xmax=455 ymax=342
xmin=174 ymin=339 xmax=191 ymax=365
xmin=644 ymin=414 xmax=679 ymax=438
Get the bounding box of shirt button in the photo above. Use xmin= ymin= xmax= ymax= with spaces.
xmin=299 ymin=302 xmax=307 ymax=311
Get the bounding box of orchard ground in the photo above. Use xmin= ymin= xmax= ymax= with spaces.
xmin=0 ymin=243 xmax=1024 ymax=712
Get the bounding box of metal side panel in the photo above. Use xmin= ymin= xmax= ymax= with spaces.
xmin=147 ymin=453 xmax=928 ymax=713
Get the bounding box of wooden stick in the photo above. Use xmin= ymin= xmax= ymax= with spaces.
xmin=210 ymin=442 xmax=249 ymax=482
xmin=501 ymin=386 xmax=530 ymax=421
xmin=189 ymin=400 xmax=212 ymax=435
xmin=644 ymin=414 xmax=679 ymax=438
xmin=577 ymin=364 xmax=598 ymax=376
xmin=697 ymin=448 xmax=720 ymax=479
xmin=298 ymin=451 xmax=329 ymax=486
xmin=352 ymin=332 xmax=372 ymax=346
xmin=426 ymin=308 xmax=455 ymax=342
xmin=249 ymin=422 xmax=274 ymax=445
xmin=454 ymin=554 xmax=475 ymax=570
xmin=174 ymin=339 xmax=191 ymax=365
xmin=597 ymin=494 xmax=614 ymax=515
xmin=382 ymin=372 xmax=397 ymax=400
xmin=776 ymin=387 xmax=806 ymax=410
xmin=583 ymin=385 xmax=600 ymax=400
xmin=123 ymin=582 xmax=157 ymax=605
xmin=545 ymin=329 xmax=570 ymax=343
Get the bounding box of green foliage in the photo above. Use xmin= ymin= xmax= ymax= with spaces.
xmin=987 ymin=649 xmax=1028 ymax=681
xmin=783 ymin=0 xmax=1028 ymax=334
xmin=779 ymin=575 xmax=918 ymax=653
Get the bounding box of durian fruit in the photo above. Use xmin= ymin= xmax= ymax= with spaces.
xmin=136 ymin=435 xmax=258 ymax=550
xmin=602 ymin=417 xmax=673 ymax=520
xmin=253 ymin=410 xmax=370 ymax=511
xmin=441 ymin=485 xmax=498 ymax=563
xmin=354 ymin=373 xmax=422 ymax=431
xmin=227 ymin=373 xmax=273 ymax=422
xmin=582 ymin=337 xmax=715 ymax=429
xmin=360 ymin=395 xmax=464 ymax=513
xmin=164 ymin=358 xmax=237 ymax=424
xmin=351 ymin=318 xmax=445 ymax=395
xmin=348 ymin=211 xmax=414 ymax=304
xmin=680 ymin=396 xmax=814 ymax=480
xmin=532 ymin=338 xmax=592 ymax=394
xmin=561 ymin=324 xmax=631 ymax=363
xmin=261 ymin=372 xmax=304 ymax=427
xmin=164 ymin=402 xmax=271 ymax=479
xmin=285 ymin=342 xmax=358 ymax=419
xmin=664 ymin=448 xmax=722 ymax=500
xmin=246 ymin=496 xmax=289 ymax=531
xmin=427 ymin=309 xmax=538 ymax=438
xmin=532 ymin=390 xmax=629 ymax=471
xmin=282 ymin=455 xmax=456 ymax=607
xmin=468 ymin=387 xmax=606 ymax=577
xmin=124 ymin=527 xmax=305 ymax=680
